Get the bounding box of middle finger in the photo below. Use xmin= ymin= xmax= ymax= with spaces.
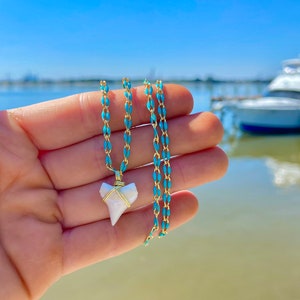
xmin=41 ymin=112 xmax=223 ymax=189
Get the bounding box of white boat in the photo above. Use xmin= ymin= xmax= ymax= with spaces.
xmin=216 ymin=59 xmax=300 ymax=133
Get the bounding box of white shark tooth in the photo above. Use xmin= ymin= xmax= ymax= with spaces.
xmin=100 ymin=182 xmax=138 ymax=226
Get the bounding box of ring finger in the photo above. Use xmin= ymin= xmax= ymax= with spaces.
xmin=58 ymin=146 xmax=228 ymax=228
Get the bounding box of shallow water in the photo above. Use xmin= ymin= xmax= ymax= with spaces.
xmin=1 ymin=82 xmax=299 ymax=299
xmin=42 ymin=156 xmax=300 ymax=300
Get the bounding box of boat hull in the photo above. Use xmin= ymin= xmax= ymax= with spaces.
xmin=235 ymin=97 xmax=300 ymax=133
xmin=236 ymin=107 xmax=300 ymax=133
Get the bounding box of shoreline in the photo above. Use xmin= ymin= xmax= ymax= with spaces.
xmin=0 ymin=78 xmax=271 ymax=87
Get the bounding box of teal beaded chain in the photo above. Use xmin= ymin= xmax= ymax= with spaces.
xmin=156 ymin=80 xmax=172 ymax=237
xmin=144 ymin=80 xmax=172 ymax=244
xmin=99 ymin=79 xmax=138 ymax=226
xmin=100 ymin=78 xmax=133 ymax=182
xmin=144 ymin=80 xmax=162 ymax=244
xmin=100 ymin=78 xmax=171 ymax=236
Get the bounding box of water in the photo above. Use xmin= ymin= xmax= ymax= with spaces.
xmin=1 ymin=82 xmax=299 ymax=299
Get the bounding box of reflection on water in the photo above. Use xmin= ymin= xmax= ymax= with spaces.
xmin=225 ymin=134 xmax=300 ymax=187
xmin=266 ymin=159 xmax=300 ymax=186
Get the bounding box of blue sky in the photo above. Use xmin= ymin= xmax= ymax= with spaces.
xmin=0 ymin=0 xmax=300 ymax=80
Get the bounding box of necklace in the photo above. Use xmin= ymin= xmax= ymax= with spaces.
xmin=156 ymin=80 xmax=171 ymax=237
xmin=144 ymin=80 xmax=172 ymax=245
xmin=144 ymin=80 xmax=161 ymax=243
xmin=99 ymin=79 xmax=138 ymax=226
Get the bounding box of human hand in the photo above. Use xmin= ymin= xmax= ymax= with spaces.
xmin=0 ymin=84 xmax=227 ymax=299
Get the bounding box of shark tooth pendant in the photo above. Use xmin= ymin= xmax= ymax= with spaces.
xmin=100 ymin=181 xmax=138 ymax=226
xmin=100 ymin=79 xmax=137 ymax=226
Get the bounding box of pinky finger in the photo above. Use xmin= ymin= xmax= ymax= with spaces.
xmin=62 ymin=190 xmax=198 ymax=275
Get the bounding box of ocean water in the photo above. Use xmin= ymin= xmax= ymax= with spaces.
xmin=1 ymin=82 xmax=300 ymax=300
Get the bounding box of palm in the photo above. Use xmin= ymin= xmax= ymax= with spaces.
xmin=0 ymin=110 xmax=63 ymax=298
xmin=0 ymin=84 xmax=227 ymax=299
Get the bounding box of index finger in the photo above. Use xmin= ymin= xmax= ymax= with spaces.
xmin=9 ymin=84 xmax=193 ymax=150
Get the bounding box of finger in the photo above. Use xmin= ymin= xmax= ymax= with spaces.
xmin=62 ymin=190 xmax=198 ymax=274
xmin=58 ymin=147 xmax=228 ymax=228
xmin=10 ymin=84 xmax=193 ymax=150
xmin=41 ymin=112 xmax=223 ymax=189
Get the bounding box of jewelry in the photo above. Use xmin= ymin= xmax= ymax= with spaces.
xmin=99 ymin=79 xmax=138 ymax=226
xmin=144 ymin=80 xmax=162 ymax=244
xmin=144 ymin=80 xmax=172 ymax=245
xmin=156 ymin=80 xmax=172 ymax=237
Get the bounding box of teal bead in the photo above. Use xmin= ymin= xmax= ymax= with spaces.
xmin=163 ymin=164 xmax=167 ymax=174
xmin=125 ymin=102 xmax=133 ymax=114
xmin=105 ymin=111 xmax=110 ymax=121
xmin=163 ymin=121 xmax=168 ymax=131
xmin=153 ymin=155 xmax=161 ymax=166
xmin=102 ymin=125 xmax=110 ymax=135
xmin=153 ymin=202 xmax=160 ymax=211
xmin=154 ymin=141 xmax=159 ymax=152
xmin=153 ymin=186 xmax=161 ymax=197
xmin=105 ymin=156 xmax=112 ymax=165
xmin=157 ymin=81 xmax=163 ymax=89
xmin=163 ymin=164 xmax=171 ymax=175
xmin=123 ymin=147 xmax=130 ymax=158
xmin=152 ymin=171 xmax=162 ymax=182
xmin=145 ymin=85 xmax=153 ymax=95
xmin=162 ymin=151 xmax=167 ymax=160
xmin=120 ymin=162 xmax=125 ymax=173
xmin=163 ymin=151 xmax=170 ymax=161
xmin=146 ymin=100 xmax=152 ymax=110
xmin=163 ymin=179 xmax=167 ymax=189
xmin=100 ymin=84 xmax=109 ymax=93
xmin=124 ymin=133 xmax=131 ymax=144
xmin=125 ymin=119 xmax=132 ymax=128
xmin=101 ymin=97 xmax=109 ymax=106
xmin=158 ymin=105 xmax=162 ymax=114
xmin=104 ymin=140 xmax=112 ymax=151
xmin=163 ymin=180 xmax=171 ymax=189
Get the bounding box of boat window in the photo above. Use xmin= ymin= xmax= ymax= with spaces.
xmin=264 ymin=90 xmax=300 ymax=100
